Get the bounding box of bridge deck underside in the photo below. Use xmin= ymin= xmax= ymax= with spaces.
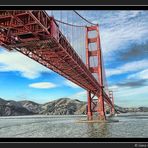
xmin=11 ymin=39 xmax=100 ymax=92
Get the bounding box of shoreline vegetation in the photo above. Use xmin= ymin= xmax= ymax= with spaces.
xmin=0 ymin=98 xmax=148 ymax=116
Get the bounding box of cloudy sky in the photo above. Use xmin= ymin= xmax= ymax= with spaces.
xmin=0 ymin=10 xmax=147 ymax=107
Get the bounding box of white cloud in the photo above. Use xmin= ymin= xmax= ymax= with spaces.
xmin=128 ymin=69 xmax=148 ymax=80
xmin=64 ymin=80 xmax=80 ymax=88
xmin=108 ymin=85 xmax=119 ymax=91
xmin=29 ymin=82 xmax=56 ymax=89
xmin=75 ymin=91 xmax=86 ymax=96
xmin=111 ymin=84 xmax=148 ymax=107
xmin=99 ymin=11 xmax=148 ymax=61
xmin=70 ymin=90 xmax=87 ymax=101
xmin=115 ymin=85 xmax=148 ymax=100
xmin=0 ymin=49 xmax=51 ymax=79
xmin=106 ymin=59 xmax=148 ymax=77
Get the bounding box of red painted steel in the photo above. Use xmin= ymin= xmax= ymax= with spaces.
xmin=0 ymin=10 xmax=114 ymax=120
xmin=86 ymin=25 xmax=106 ymax=120
xmin=109 ymin=91 xmax=115 ymax=115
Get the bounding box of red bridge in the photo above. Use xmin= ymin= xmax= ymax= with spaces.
xmin=0 ymin=10 xmax=115 ymax=120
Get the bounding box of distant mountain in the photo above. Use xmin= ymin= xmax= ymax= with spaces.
xmin=40 ymin=98 xmax=86 ymax=115
xmin=19 ymin=100 xmax=42 ymax=114
xmin=114 ymin=105 xmax=148 ymax=113
xmin=138 ymin=107 xmax=148 ymax=112
xmin=0 ymin=98 xmax=34 ymax=116
xmin=0 ymin=97 xmax=148 ymax=116
xmin=0 ymin=98 xmax=87 ymax=116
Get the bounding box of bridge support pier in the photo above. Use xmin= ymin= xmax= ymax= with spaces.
xmin=98 ymin=89 xmax=106 ymax=120
xmin=86 ymin=89 xmax=106 ymax=120
xmin=87 ymin=91 xmax=93 ymax=120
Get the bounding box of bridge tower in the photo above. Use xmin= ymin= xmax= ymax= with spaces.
xmin=109 ymin=90 xmax=115 ymax=115
xmin=85 ymin=25 xmax=106 ymax=120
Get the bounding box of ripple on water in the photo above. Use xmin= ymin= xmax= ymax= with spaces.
xmin=0 ymin=114 xmax=148 ymax=137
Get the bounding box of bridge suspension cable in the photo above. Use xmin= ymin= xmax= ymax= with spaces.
xmin=53 ymin=10 xmax=98 ymax=27
xmin=55 ymin=19 xmax=85 ymax=28
xmin=73 ymin=10 xmax=98 ymax=26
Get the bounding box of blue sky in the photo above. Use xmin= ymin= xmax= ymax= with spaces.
xmin=0 ymin=10 xmax=148 ymax=107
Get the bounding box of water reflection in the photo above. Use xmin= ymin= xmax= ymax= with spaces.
xmin=86 ymin=122 xmax=109 ymax=138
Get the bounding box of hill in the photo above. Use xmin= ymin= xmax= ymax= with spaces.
xmin=0 ymin=97 xmax=148 ymax=116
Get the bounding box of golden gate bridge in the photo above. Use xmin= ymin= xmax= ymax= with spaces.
xmin=0 ymin=10 xmax=115 ymax=120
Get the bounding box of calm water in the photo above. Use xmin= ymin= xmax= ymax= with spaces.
xmin=0 ymin=113 xmax=148 ymax=138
